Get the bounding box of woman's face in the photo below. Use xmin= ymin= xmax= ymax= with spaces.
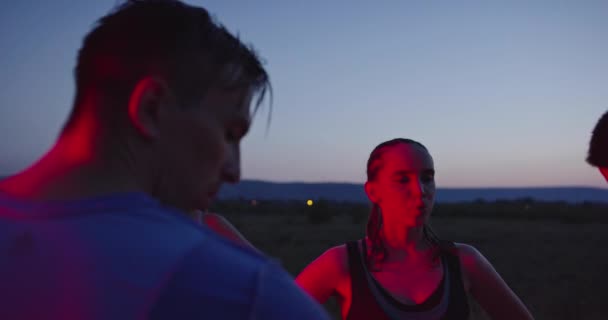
xmin=367 ymin=143 xmax=436 ymax=227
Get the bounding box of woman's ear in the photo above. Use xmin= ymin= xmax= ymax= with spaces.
xmin=364 ymin=181 xmax=379 ymax=204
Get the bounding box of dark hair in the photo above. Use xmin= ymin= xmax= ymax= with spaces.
xmin=62 ymin=0 xmax=271 ymax=133
xmin=587 ymin=111 xmax=608 ymax=167
xmin=365 ymin=138 xmax=440 ymax=270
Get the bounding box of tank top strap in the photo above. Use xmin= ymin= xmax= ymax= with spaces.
xmin=346 ymin=240 xmax=366 ymax=290
xmin=346 ymin=240 xmax=390 ymax=320
xmin=438 ymin=240 xmax=471 ymax=319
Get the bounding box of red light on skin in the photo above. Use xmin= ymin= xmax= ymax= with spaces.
xmin=295 ymin=243 xmax=442 ymax=317
xmin=60 ymin=108 xmax=98 ymax=164
xmin=600 ymin=167 xmax=608 ymax=182
xmin=295 ymin=245 xmax=352 ymax=318
xmin=202 ymin=212 xmax=257 ymax=251
xmin=0 ymin=92 xmax=102 ymax=200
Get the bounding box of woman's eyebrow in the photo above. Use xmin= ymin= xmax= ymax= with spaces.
xmin=391 ymin=169 xmax=435 ymax=176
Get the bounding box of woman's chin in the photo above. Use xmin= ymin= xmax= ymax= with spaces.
xmin=399 ymin=217 xmax=426 ymax=228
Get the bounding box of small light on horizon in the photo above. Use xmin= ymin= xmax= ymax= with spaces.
xmin=307 ymin=199 xmax=314 ymax=206
xmin=251 ymin=199 xmax=258 ymax=206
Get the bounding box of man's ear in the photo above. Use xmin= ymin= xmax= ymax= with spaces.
xmin=364 ymin=181 xmax=379 ymax=204
xmin=128 ymin=76 xmax=172 ymax=139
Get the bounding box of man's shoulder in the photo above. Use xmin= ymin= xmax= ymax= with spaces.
xmin=158 ymin=231 xmax=272 ymax=313
xmin=151 ymin=241 xmax=329 ymax=319
xmin=164 ymin=234 xmax=274 ymax=289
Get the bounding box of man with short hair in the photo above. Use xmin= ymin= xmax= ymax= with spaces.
xmin=0 ymin=1 xmax=329 ymax=319
xmin=587 ymin=110 xmax=608 ymax=182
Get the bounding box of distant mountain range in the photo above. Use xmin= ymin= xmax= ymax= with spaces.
xmin=218 ymin=180 xmax=608 ymax=204
xmin=1 ymin=176 xmax=606 ymax=204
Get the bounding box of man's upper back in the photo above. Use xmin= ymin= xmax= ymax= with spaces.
xmin=0 ymin=192 xmax=328 ymax=319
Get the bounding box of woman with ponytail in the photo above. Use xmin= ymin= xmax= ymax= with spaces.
xmin=296 ymin=138 xmax=533 ymax=320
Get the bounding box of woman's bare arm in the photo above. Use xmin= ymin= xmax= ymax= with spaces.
xmin=296 ymin=245 xmax=348 ymax=304
xmin=456 ymin=243 xmax=535 ymax=320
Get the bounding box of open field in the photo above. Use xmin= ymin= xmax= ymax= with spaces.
xmin=215 ymin=201 xmax=608 ymax=320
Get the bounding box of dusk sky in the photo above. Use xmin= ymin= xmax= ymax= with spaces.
xmin=1 ymin=0 xmax=607 ymax=188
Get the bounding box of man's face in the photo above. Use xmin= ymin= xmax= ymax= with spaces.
xmin=600 ymin=167 xmax=608 ymax=182
xmin=154 ymin=85 xmax=252 ymax=211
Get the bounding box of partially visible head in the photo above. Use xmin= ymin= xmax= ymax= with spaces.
xmin=587 ymin=111 xmax=608 ymax=182
xmin=62 ymin=0 xmax=271 ymax=210
xmin=364 ymin=138 xmax=439 ymax=267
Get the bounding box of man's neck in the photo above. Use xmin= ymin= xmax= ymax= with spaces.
xmin=0 ymin=138 xmax=141 ymax=201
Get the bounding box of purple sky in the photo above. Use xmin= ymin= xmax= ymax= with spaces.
xmin=1 ymin=0 xmax=607 ymax=188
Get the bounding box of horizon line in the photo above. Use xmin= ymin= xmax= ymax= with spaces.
xmin=238 ymin=179 xmax=608 ymax=190
xmin=1 ymin=175 xmax=605 ymax=190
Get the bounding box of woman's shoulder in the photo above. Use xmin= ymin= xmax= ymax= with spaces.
xmin=316 ymin=243 xmax=350 ymax=269
xmin=452 ymin=243 xmax=488 ymax=267
xmin=296 ymin=242 xmax=356 ymax=304
xmin=306 ymin=239 xmax=366 ymax=277
xmin=296 ymin=243 xmax=351 ymax=286
xmin=201 ymin=212 xmax=228 ymax=225
xmin=201 ymin=212 xmax=236 ymax=237
xmin=452 ymin=242 xmax=479 ymax=254
xmin=437 ymin=242 xmax=486 ymax=292
xmin=451 ymin=242 xmax=496 ymax=286
xmin=450 ymin=244 xmax=534 ymax=319
xmin=201 ymin=212 xmax=258 ymax=249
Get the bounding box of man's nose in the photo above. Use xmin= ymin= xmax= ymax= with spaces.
xmin=222 ymin=146 xmax=241 ymax=183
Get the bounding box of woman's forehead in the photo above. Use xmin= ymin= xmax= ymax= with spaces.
xmin=380 ymin=144 xmax=434 ymax=171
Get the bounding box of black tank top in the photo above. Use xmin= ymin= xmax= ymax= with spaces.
xmin=345 ymin=240 xmax=470 ymax=320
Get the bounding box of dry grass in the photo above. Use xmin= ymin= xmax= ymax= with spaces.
xmin=221 ymin=212 xmax=608 ymax=320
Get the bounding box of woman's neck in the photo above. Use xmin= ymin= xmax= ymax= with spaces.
xmin=379 ymin=223 xmax=430 ymax=261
